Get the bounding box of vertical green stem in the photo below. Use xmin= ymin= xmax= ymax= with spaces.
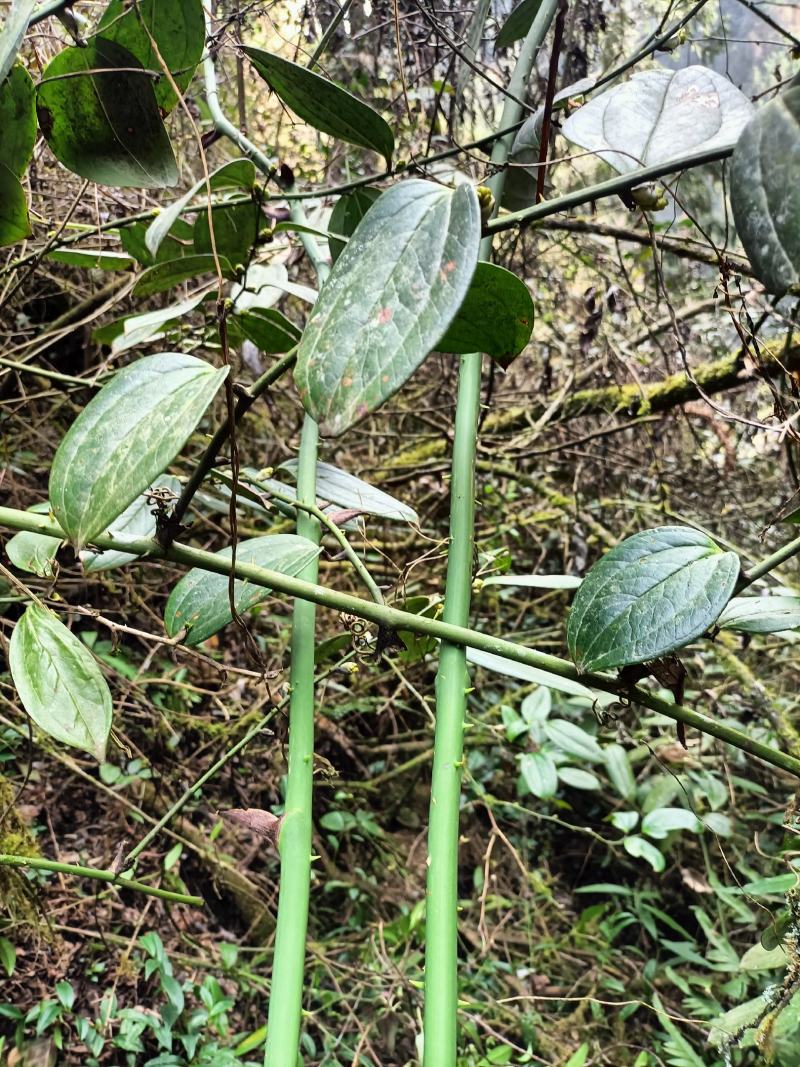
xmin=422 ymin=5 xmax=559 ymax=1064
xmin=265 ymin=415 xmax=321 ymax=1067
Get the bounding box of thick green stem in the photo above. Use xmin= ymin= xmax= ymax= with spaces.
xmin=423 ymin=6 xmax=559 ymax=1063
xmin=0 ymin=853 xmax=203 ymax=906
xmin=265 ymin=416 xmax=321 ymax=1067
xmin=1 ymin=505 xmax=800 ymax=777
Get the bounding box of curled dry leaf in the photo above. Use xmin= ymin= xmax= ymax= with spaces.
xmin=219 ymin=808 xmax=282 ymax=846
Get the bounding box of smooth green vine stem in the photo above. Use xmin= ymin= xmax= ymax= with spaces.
xmin=423 ymin=5 xmax=560 ymax=1064
xmin=0 ymin=853 xmax=203 ymax=906
xmin=2 ymin=505 xmax=800 ymax=777
xmin=265 ymin=415 xmax=321 ymax=1067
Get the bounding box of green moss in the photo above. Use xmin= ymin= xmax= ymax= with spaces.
xmin=0 ymin=777 xmax=42 ymax=928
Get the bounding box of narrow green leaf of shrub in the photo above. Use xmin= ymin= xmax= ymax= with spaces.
xmin=81 ymin=475 xmax=182 ymax=573
xmin=0 ymin=163 xmax=30 ymax=247
xmin=47 ymin=248 xmax=134 ymax=271
xmin=6 ymin=504 xmax=61 ymax=578
xmin=543 ymin=719 xmax=604 ymax=762
xmin=567 ymin=526 xmax=740 ymax=672
xmin=133 ymin=253 xmax=235 ymax=297
xmin=95 ymin=0 xmax=204 ymax=113
xmin=164 ymin=535 xmax=321 ymax=645
xmin=278 ymin=459 xmax=418 ymax=523
xmin=622 ymin=835 xmax=665 ymax=872
xmin=435 ymin=262 xmax=534 ymax=366
xmin=481 ymin=573 xmax=582 ymax=590
xmin=50 ymin=353 xmax=228 ymax=549
xmin=228 ymin=308 xmax=302 ymax=354
xmin=9 ymin=603 xmax=113 ymax=761
xmin=718 ymin=594 xmax=800 ymax=634
xmin=496 ymin=0 xmax=544 ymax=48
xmin=0 ymin=0 xmax=37 ymax=83
xmin=557 ymin=767 xmax=601 ymax=790
xmin=0 ymin=936 xmax=16 ymax=978
xmin=562 ymin=66 xmax=752 ymax=174
xmin=110 ymin=290 xmax=211 ymax=355
xmin=294 ymin=179 xmax=480 ymax=435
xmin=730 ymin=88 xmax=800 ymax=293
xmin=520 ymin=751 xmax=558 ymax=799
xmin=604 ymin=743 xmax=636 ymax=801
xmin=1 ymin=65 xmax=36 ymax=177
xmin=641 ymin=807 xmax=700 ymax=839
xmin=328 ymin=188 xmax=381 ymax=263
xmin=242 ymin=47 xmax=394 ymax=167
xmin=465 ymin=646 xmax=618 ymax=706
xmin=145 ymin=158 xmax=256 ymax=256
xmin=37 ymin=38 xmax=177 ymax=188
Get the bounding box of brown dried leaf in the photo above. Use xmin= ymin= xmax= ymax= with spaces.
xmin=219 ymin=808 xmax=282 ymax=845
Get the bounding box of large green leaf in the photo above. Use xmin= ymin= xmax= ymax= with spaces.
xmin=730 ymin=87 xmax=800 ymax=294
xmin=0 ymin=161 xmax=30 ymax=247
xmin=9 ymin=603 xmax=113 ymax=761
xmin=717 ymin=595 xmax=800 ymax=634
xmin=496 ymin=0 xmax=544 ymax=48
xmin=36 ymin=37 xmax=177 ymax=188
xmin=0 ymin=0 xmax=37 ymax=84
xmin=562 ymin=66 xmax=752 ymax=175
xmin=145 ymin=158 xmax=256 ymax=257
xmin=50 ymin=353 xmax=228 ymax=548
xmin=435 ymin=261 xmax=534 ymax=366
xmin=1 ymin=64 xmax=35 ymax=177
xmin=242 ymin=47 xmax=394 ymax=167
xmin=277 ymin=459 xmax=418 ymax=523
xmin=164 ymin=535 xmax=321 ymax=645
xmin=567 ymin=526 xmax=740 ymax=672
xmin=95 ymin=0 xmax=204 ymax=113
xmin=294 ymin=179 xmax=480 ymax=436
xmin=81 ymin=475 xmax=182 ymax=573
xmin=328 ymin=187 xmax=381 ymax=263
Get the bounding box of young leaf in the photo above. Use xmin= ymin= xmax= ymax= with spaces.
xmin=520 ymin=751 xmax=558 ymax=799
xmin=144 ymin=158 xmax=256 ymax=257
xmin=294 ymin=179 xmax=481 ymax=435
xmin=164 ymin=535 xmax=321 ymax=645
xmin=557 ymin=767 xmax=601 ymax=790
xmin=567 ymin=526 xmax=739 ymax=673
xmin=718 ymin=595 xmax=800 ymax=634
xmin=0 ymin=0 xmax=37 ymax=84
xmin=435 ymin=262 xmax=534 ymax=366
xmin=95 ymin=0 xmax=205 ymax=113
xmin=50 ymin=353 xmax=228 ymax=549
xmin=622 ymin=835 xmax=665 ymax=873
xmin=544 ymin=719 xmax=604 ymax=762
xmin=604 ymin=743 xmax=636 ymax=801
xmin=328 ymin=187 xmax=381 ymax=263
xmin=80 ymin=475 xmax=182 ymax=573
xmin=562 ymin=66 xmax=753 ymax=175
xmin=6 ymin=504 xmax=61 ymax=578
xmin=9 ymin=603 xmax=113 ymax=761
xmin=730 ymin=87 xmax=800 ymax=294
xmin=242 ymin=47 xmax=394 ymax=167
xmin=1 ymin=64 xmax=36 ymax=177
xmin=496 ymin=0 xmax=544 ymax=48
xmin=641 ymin=807 xmax=701 ymax=839
xmin=277 ymin=459 xmax=418 ymax=523
xmin=37 ymin=38 xmax=177 ymax=188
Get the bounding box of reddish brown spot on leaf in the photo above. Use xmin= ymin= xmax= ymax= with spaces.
xmin=219 ymin=808 xmax=281 ymax=846
xmin=376 ymin=306 xmax=393 ymax=325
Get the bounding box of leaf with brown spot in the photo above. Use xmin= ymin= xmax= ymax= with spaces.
xmin=219 ymin=808 xmax=282 ymax=845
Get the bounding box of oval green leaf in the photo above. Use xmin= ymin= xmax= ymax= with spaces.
xmin=567 ymin=526 xmax=740 ymax=673
xmin=496 ymin=0 xmax=544 ymax=48
xmin=641 ymin=807 xmax=701 ymax=839
xmin=717 ymin=595 xmax=800 ymax=634
xmin=622 ymin=835 xmax=665 ymax=872
xmin=520 ymin=750 xmax=558 ymax=799
xmin=37 ymin=38 xmax=177 ymax=188
xmin=49 ymin=353 xmax=228 ymax=549
xmin=1 ymin=64 xmax=36 ymax=177
xmin=164 ymin=535 xmax=321 ymax=645
xmin=730 ymin=87 xmax=800 ymax=294
xmin=277 ymin=459 xmax=418 ymax=523
xmin=604 ymin=743 xmax=636 ymax=801
xmin=6 ymin=504 xmax=61 ymax=578
xmin=294 ymin=179 xmax=480 ymax=436
xmin=435 ymin=261 xmax=534 ymax=366
xmin=562 ymin=66 xmax=752 ymax=175
xmin=81 ymin=475 xmax=182 ymax=573
xmin=95 ymin=0 xmax=204 ymax=113
xmin=229 ymin=307 xmax=302 ymax=354
xmin=9 ymin=602 xmax=113 ymax=761
xmin=242 ymin=47 xmax=394 ymax=167
xmin=557 ymin=767 xmax=601 ymax=790
xmin=543 ymin=718 xmax=604 ymax=763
